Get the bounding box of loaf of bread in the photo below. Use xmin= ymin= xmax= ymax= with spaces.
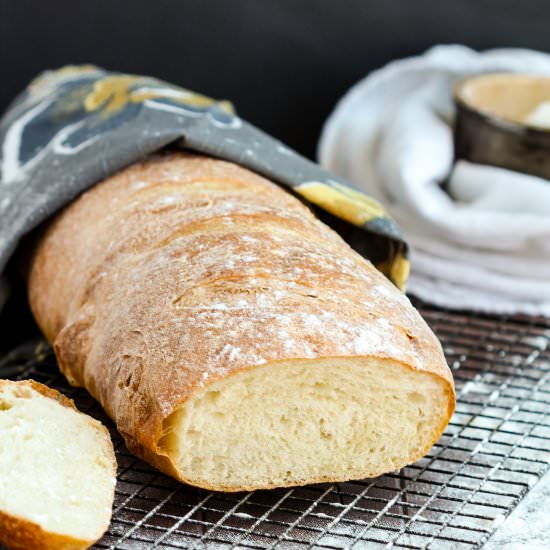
xmin=27 ymin=152 xmax=455 ymax=491
xmin=0 ymin=380 xmax=116 ymax=550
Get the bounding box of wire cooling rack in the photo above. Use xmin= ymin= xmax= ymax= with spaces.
xmin=1 ymin=300 xmax=550 ymax=550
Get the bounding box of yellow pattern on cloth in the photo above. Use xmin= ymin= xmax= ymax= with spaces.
xmin=84 ymin=75 xmax=234 ymax=115
xmin=295 ymin=181 xmax=386 ymax=225
xmin=29 ymin=64 xmax=99 ymax=94
xmin=376 ymin=254 xmax=410 ymax=293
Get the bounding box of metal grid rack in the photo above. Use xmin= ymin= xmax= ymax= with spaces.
xmin=1 ymin=301 xmax=549 ymax=549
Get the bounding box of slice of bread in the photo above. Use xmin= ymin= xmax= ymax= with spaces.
xmin=0 ymin=380 xmax=116 ymax=550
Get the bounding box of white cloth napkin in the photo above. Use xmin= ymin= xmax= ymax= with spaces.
xmin=318 ymin=44 xmax=550 ymax=316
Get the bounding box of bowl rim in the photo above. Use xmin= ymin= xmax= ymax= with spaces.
xmin=453 ymin=72 xmax=550 ymax=136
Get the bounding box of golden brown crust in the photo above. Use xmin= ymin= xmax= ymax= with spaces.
xmin=0 ymin=509 xmax=93 ymax=550
xmin=27 ymin=151 xmax=455 ymax=490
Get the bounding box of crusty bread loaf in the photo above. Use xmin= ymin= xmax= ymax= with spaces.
xmin=0 ymin=380 xmax=116 ymax=550
xmin=27 ymin=152 xmax=455 ymax=491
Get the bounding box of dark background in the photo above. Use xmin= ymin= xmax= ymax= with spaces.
xmin=2 ymin=0 xmax=550 ymax=159
xmin=1 ymin=0 xmax=549 ymax=347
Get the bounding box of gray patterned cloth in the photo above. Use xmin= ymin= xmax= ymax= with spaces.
xmin=0 ymin=66 xmax=409 ymax=310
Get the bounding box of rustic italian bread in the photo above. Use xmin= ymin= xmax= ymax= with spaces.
xmin=27 ymin=152 xmax=455 ymax=491
xmin=0 ymin=380 xmax=116 ymax=550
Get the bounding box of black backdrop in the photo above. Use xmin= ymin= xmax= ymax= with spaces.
xmin=1 ymin=0 xmax=550 ymax=347
xmin=2 ymin=0 xmax=550 ymax=158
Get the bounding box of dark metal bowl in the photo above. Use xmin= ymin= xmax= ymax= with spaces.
xmin=454 ymin=73 xmax=550 ymax=180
